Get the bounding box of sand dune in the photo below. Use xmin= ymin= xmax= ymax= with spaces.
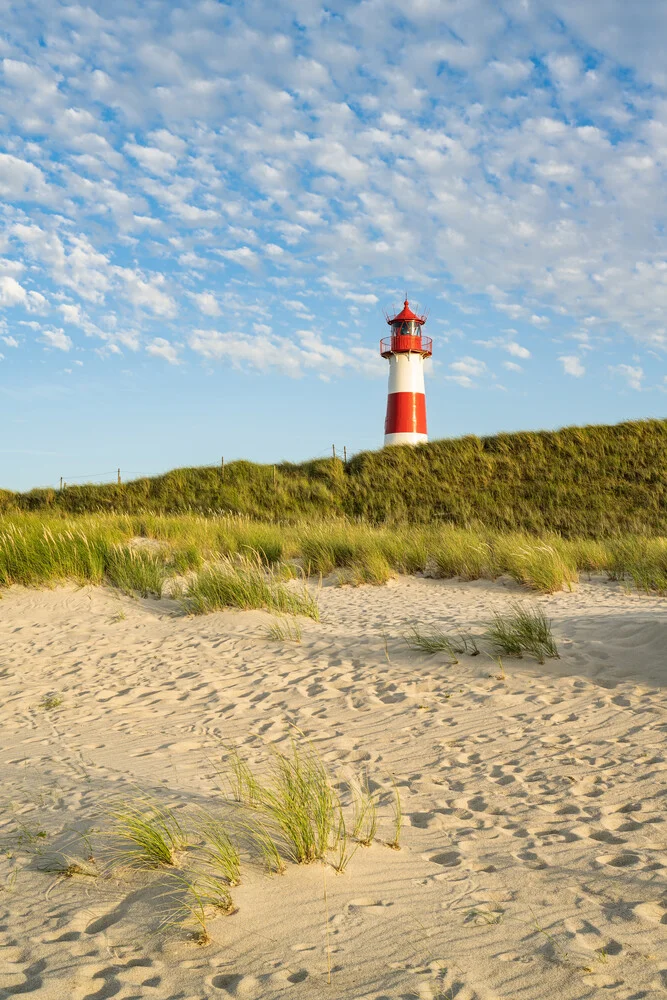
xmin=1 ymin=576 xmax=666 ymax=999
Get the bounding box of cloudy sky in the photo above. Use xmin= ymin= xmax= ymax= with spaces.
xmin=1 ymin=0 xmax=666 ymax=489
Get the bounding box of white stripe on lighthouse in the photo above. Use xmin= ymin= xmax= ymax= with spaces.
xmin=387 ymin=353 xmax=426 ymax=394
xmin=384 ymin=431 xmax=428 ymax=445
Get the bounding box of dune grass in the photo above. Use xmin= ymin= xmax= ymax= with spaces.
xmin=405 ymin=626 xmax=480 ymax=659
xmin=178 ymin=556 xmax=319 ymax=619
xmin=259 ymin=739 xmax=337 ymax=864
xmin=485 ymin=603 xmax=559 ymax=663
xmin=197 ymin=816 xmax=242 ymax=886
xmin=26 ymin=734 xmax=402 ymax=945
xmin=352 ymin=776 xmax=379 ymax=847
xmin=110 ymin=801 xmax=188 ymax=868
xmin=265 ymin=616 xmax=303 ymax=643
xmin=2 ymin=511 xmax=667 ymax=601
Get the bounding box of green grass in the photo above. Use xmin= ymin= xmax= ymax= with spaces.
xmin=260 ymin=739 xmax=337 ymax=864
xmin=178 ymin=556 xmax=319 ymax=619
xmin=110 ymin=801 xmax=188 ymax=868
xmin=197 ymin=816 xmax=242 ymax=886
xmin=4 ymin=418 xmax=667 ymax=536
xmin=485 ymin=603 xmax=559 ymax=663
xmin=265 ymin=616 xmax=303 ymax=643
xmin=3 ymin=505 xmax=667 ymax=602
xmin=405 ymin=626 xmax=479 ymax=659
xmin=352 ymin=776 xmax=378 ymax=847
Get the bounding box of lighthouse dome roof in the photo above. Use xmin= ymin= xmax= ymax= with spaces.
xmin=387 ymin=298 xmax=426 ymax=325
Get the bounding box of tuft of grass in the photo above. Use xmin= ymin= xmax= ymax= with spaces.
xmin=197 ymin=816 xmax=241 ymax=886
xmin=405 ymin=625 xmax=478 ymax=659
xmin=335 ymin=549 xmax=396 ymax=587
xmin=179 ymin=555 xmax=319 ymax=620
xmin=249 ymin=821 xmax=287 ymax=875
xmin=265 ymin=616 xmax=303 ymax=643
xmin=352 ymin=775 xmax=378 ymax=846
xmin=330 ymin=805 xmax=358 ymax=873
xmin=386 ymin=781 xmax=403 ymax=851
xmin=38 ymin=852 xmax=100 ymax=879
xmin=226 ymin=747 xmax=263 ymax=807
xmin=260 ymin=739 xmax=337 ymax=864
xmin=161 ymin=871 xmax=234 ymax=945
xmin=110 ymin=801 xmax=188 ymax=868
xmin=104 ymin=545 xmax=168 ymax=597
xmin=485 ymin=603 xmax=559 ymax=663
xmin=40 ymin=693 xmax=63 ymax=711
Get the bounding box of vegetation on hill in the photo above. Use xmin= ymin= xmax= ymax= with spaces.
xmin=2 ymin=418 xmax=666 ymax=536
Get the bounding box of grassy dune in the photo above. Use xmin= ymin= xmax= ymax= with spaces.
xmin=2 ymin=418 xmax=667 ymax=536
xmin=1 ymin=513 xmax=666 ymax=599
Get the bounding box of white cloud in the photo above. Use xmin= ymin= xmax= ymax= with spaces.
xmin=188 ymin=327 xmax=381 ymax=378
xmin=146 ymin=337 xmax=181 ymax=364
xmin=190 ymin=291 xmax=221 ymax=316
xmin=344 ymin=292 xmax=379 ymax=305
xmin=559 ymin=355 xmax=585 ymax=377
xmin=0 ymin=153 xmax=51 ymax=201
xmin=0 ymin=275 xmax=29 ymax=307
xmin=58 ymin=303 xmax=83 ymax=325
xmin=125 ymin=143 xmax=178 ymax=176
xmin=42 ymin=329 xmax=73 ymax=351
xmin=503 ymin=360 xmax=523 ymax=372
xmin=449 ymin=356 xmax=487 ymax=377
xmin=445 ymin=374 xmax=475 ymax=389
xmin=218 ymin=247 xmax=259 ymax=268
xmin=2 ymin=335 xmax=19 ymax=347
xmin=504 ymin=342 xmax=531 ymax=359
xmin=0 ymin=275 xmax=45 ymax=310
xmin=116 ymin=268 xmax=177 ymax=317
xmin=610 ymin=363 xmax=643 ymax=390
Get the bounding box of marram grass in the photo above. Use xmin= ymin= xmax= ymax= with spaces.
xmin=2 ymin=511 xmax=667 ymax=600
xmin=178 ymin=555 xmax=319 ymax=619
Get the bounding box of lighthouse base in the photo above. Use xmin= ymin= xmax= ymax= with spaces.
xmin=384 ymin=432 xmax=428 ymax=447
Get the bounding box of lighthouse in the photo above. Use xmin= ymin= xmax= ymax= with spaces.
xmin=380 ymin=299 xmax=432 ymax=446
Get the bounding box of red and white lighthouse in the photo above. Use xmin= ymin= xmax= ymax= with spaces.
xmin=380 ymin=299 xmax=432 ymax=446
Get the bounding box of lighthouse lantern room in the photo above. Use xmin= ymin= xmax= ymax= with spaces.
xmin=380 ymin=299 xmax=432 ymax=446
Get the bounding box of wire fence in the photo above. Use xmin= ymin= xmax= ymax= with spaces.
xmin=55 ymin=445 xmax=350 ymax=489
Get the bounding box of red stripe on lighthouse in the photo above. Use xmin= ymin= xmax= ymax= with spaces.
xmin=384 ymin=392 xmax=427 ymax=435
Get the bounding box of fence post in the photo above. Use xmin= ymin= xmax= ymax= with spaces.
xmin=117 ymin=468 xmax=121 ymax=485
xmin=221 ymin=456 xmax=225 ymax=480
xmin=332 ymin=444 xmax=336 ymax=460
xmin=343 ymin=446 xmax=347 ymax=463
xmin=59 ymin=476 xmax=63 ymax=491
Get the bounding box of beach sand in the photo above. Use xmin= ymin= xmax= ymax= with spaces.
xmin=1 ymin=575 xmax=666 ymax=999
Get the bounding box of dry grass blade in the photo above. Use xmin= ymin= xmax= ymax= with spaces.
xmin=352 ymin=775 xmax=378 ymax=846
xmin=386 ymin=781 xmax=403 ymax=851
xmin=159 ymin=871 xmax=234 ymax=946
xmin=37 ymin=852 xmax=100 ymax=879
xmin=330 ymin=803 xmax=359 ymax=873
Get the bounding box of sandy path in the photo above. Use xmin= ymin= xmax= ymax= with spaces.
xmin=1 ymin=576 xmax=666 ymax=999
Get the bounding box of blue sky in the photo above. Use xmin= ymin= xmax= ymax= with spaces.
xmin=1 ymin=0 xmax=666 ymax=491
